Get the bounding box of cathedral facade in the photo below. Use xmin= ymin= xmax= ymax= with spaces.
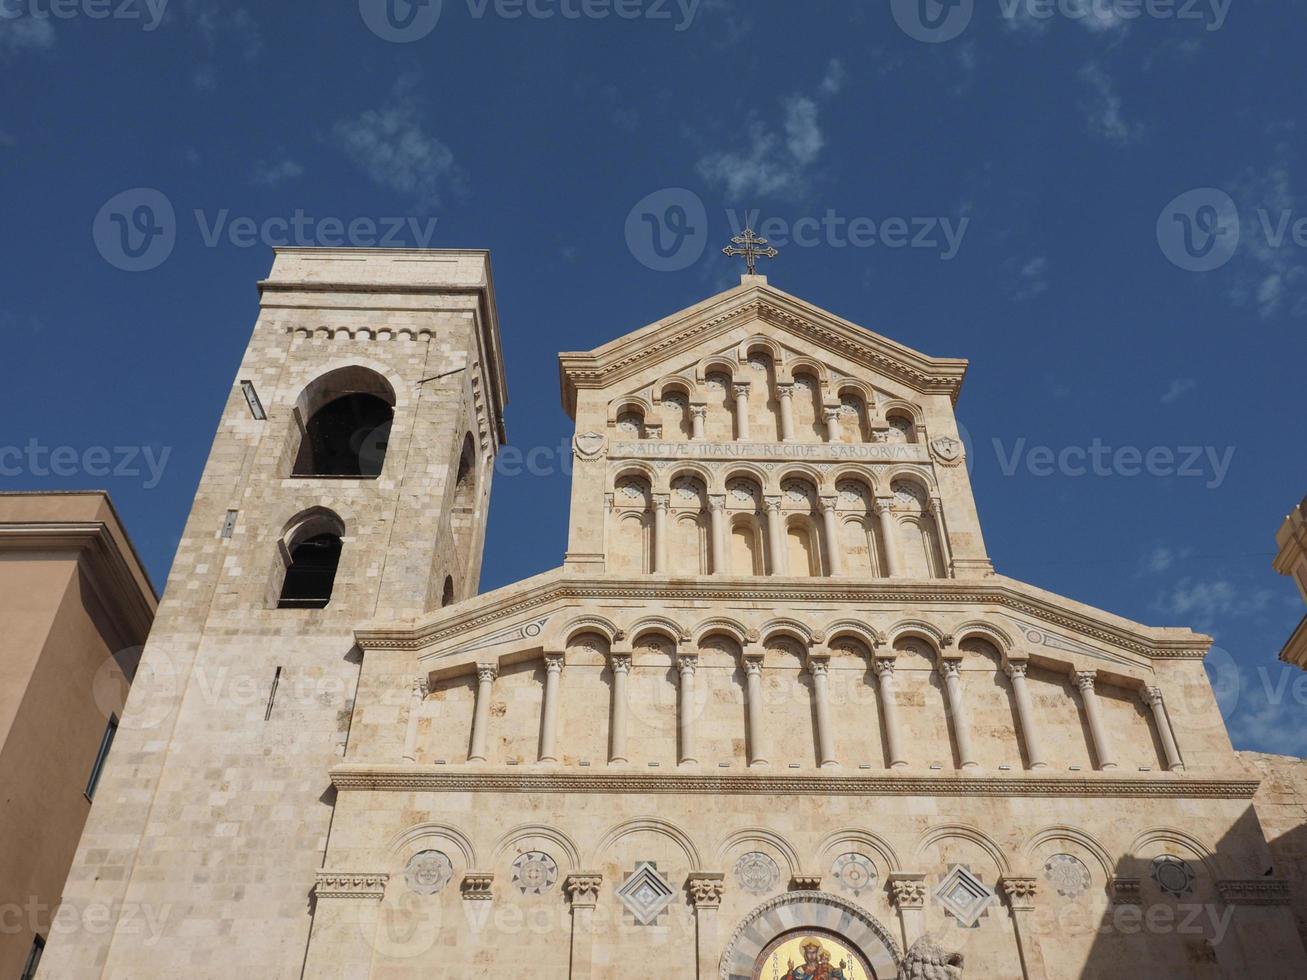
xmin=44 ymin=249 xmax=1305 ymax=978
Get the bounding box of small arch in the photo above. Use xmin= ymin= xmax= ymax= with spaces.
xmin=824 ymin=620 xmax=884 ymax=653
xmin=737 ymin=335 xmax=784 ymax=366
xmin=549 ymin=614 xmax=623 ymax=649
xmin=1022 ymin=825 xmax=1115 ymax=883
xmin=491 ymin=823 xmax=582 ymax=872
xmin=627 ymin=615 xmax=691 ymax=646
xmin=714 ymin=828 xmax=802 ymax=879
xmin=451 ymin=433 xmax=478 ymax=559
xmin=440 ymin=576 xmax=456 ymax=608
xmin=953 ymin=622 xmax=1014 ymax=658
xmin=696 ymin=356 xmax=738 ymax=384
xmin=785 ymin=356 xmax=830 ymax=384
xmin=827 ymin=466 xmax=882 ymax=499
xmin=816 ymin=829 xmax=902 ymax=874
xmin=611 ymin=461 xmax=661 ymax=492
xmin=759 ymin=618 xmax=814 ymax=648
xmin=886 ymin=620 xmax=949 ymax=657
xmin=693 ymin=617 xmax=750 ymax=646
xmin=1126 ymin=828 xmax=1219 ymax=877
xmin=723 ymin=466 xmax=771 ymax=500
xmin=655 ymin=375 xmax=697 ymax=402
xmin=915 ymin=823 xmax=1012 ymax=876
xmin=389 ymin=821 xmax=477 ymax=869
xmin=608 ymin=395 xmax=655 ymax=424
xmin=591 ymin=817 xmax=702 ymax=871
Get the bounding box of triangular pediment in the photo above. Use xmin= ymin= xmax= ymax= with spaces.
xmin=557 ymin=276 xmax=968 ymax=415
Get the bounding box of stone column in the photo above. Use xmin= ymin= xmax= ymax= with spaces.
xmin=468 ymin=663 xmax=497 ymax=763
xmin=708 ymin=496 xmax=727 ymax=574
xmin=402 ymin=675 xmax=430 ymax=763
xmin=823 ymin=406 xmax=842 ymax=443
xmin=1000 ymin=876 xmax=1047 ymax=980
xmin=678 ymin=654 xmax=699 ymax=766
xmin=609 ymin=653 xmax=631 ymax=764
xmin=928 ymin=495 xmax=954 ymax=578
xmin=539 ymin=653 xmax=564 ymax=764
xmin=690 ymin=405 xmax=707 ymax=441
xmin=1005 ymin=661 xmax=1047 ymax=770
xmin=1141 ymin=686 xmax=1185 ymax=772
xmin=875 ymin=498 xmax=902 ymax=577
xmin=940 ymin=659 xmax=978 ymax=769
xmin=743 ymin=649 xmax=769 ymax=767
xmin=652 ymin=494 xmax=670 ymax=573
xmin=875 ymin=659 xmax=908 ymax=769
xmin=809 ymin=655 xmax=838 ymax=768
xmin=764 ymin=497 xmax=787 ymax=575
xmin=303 ymin=872 xmax=390 ymax=980
xmin=776 ymin=382 xmax=796 ymax=441
xmin=819 ymin=496 xmax=842 ymax=577
xmin=688 ymin=873 xmax=726 ymax=980
xmin=564 ymin=873 xmax=603 ymax=980
xmin=733 ymin=382 xmax=751 ymax=441
xmin=1072 ymin=671 xmax=1117 ymax=770
xmin=888 ymin=873 xmax=927 ymax=952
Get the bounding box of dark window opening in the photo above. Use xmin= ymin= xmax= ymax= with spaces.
xmin=277 ymin=534 xmax=343 ymax=609
xmin=441 ymin=577 xmax=456 ymax=607
xmin=293 ymin=393 xmax=394 ymax=477
xmin=20 ymin=934 xmax=45 ymax=980
xmin=85 ymin=716 xmax=118 ymax=800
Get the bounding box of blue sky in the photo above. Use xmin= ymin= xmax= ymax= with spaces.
xmin=3 ymin=0 xmax=1306 ymax=754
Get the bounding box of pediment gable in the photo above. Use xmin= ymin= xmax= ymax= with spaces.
xmin=557 ymin=277 xmax=968 ymax=416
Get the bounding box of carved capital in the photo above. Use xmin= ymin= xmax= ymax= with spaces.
xmin=807 ymin=656 xmax=831 ymax=677
xmin=476 ymin=663 xmax=499 ymax=685
xmin=1110 ymin=876 xmax=1142 ymax=906
xmin=544 ymin=654 xmax=565 ymax=674
xmin=690 ymin=405 xmax=708 ymax=421
xmin=939 ymin=660 xmax=963 ymax=681
xmin=873 ymin=658 xmax=897 ymax=679
xmin=653 ymin=494 xmax=671 ymax=513
xmin=1004 ymin=661 xmax=1029 ymax=681
xmin=1000 ymin=875 xmax=1039 ymax=911
xmin=565 ymin=873 xmax=603 ymax=908
xmin=709 ymin=495 xmax=728 ymax=513
xmin=873 ymin=496 xmax=896 ymax=516
xmin=1140 ymin=686 xmax=1164 ymax=708
xmin=610 ymin=654 xmax=632 ymax=675
xmin=1072 ymin=670 xmax=1097 ymax=693
xmin=687 ymin=872 xmax=726 ymax=908
xmin=1217 ymin=878 xmax=1292 ymax=906
xmin=461 ymin=872 xmax=494 ymax=901
xmin=414 ymin=674 xmax=432 ymax=699
xmin=764 ymin=496 xmax=784 ymax=515
xmin=775 ymin=382 xmax=795 ymax=399
xmin=889 ymin=873 xmax=927 ymax=910
xmin=818 ymin=495 xmax=839 ymax=514
xmin=790 ymin=874 xmax=822 ymax=891
xmin=732 ymin=381 xmax=752 ymax=398
xmin=743 ymin=656 xmax=765 ymax=677
xmin=678 ymin=654 xmax=698 ymax=676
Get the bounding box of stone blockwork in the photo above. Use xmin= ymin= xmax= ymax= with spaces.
xmin=39 ymin=249 xmax=506 ymax=979
xmin=1275 ymin=496 xmax=1307 ymax=670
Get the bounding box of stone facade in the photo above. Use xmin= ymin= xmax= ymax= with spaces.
xmin=0 ymin=491 xmax=156 ymax=980
xmin=43 ymin=257 xmax=1307 ymax=978
xmin=1275 ymin=496 xmax=1307 ymax=670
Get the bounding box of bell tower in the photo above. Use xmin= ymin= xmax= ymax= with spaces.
xmin=41 ymin=248 xmax=506 ymax=978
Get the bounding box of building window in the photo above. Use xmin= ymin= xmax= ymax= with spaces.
xmin=290 ymin=367 xmax=397 ymax=478
xmin=20 ymin=934 xmax=45 ymax=980
xmin=277 ymin=533 xmax=343 ymax=609
xmin=86 ymin=716 xmax=118 ymax=800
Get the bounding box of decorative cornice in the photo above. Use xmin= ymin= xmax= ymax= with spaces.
xmin=356 ymin=572 xmax=1210 ymax=664
xmin=1110 ymin=876 xmax=1142 ymax=906
xmin=314 ymin=871 xmax=389 ymax=900
xmin=461 ymin=872 xmax=494 ymax=901
xmin=328 ymin=765 xmax=1257 ymax=800
xmin=1217 ymin=879 xmax=1292 ymax=906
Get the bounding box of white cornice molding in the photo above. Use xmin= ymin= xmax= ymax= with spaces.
xmin=329 ymin=765 xmax=1257 ymax=800
xmin=354 ymin=570 xmax=1210 ymax=663
xmin=557 ymin=284 xmax=968 ymax=416
xmin=0 ymin=522 xmax=156 ymax=643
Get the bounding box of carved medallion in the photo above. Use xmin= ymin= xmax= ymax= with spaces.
xmin=617 ymin=862 xmax=674 ymax=925
xmin=404 ymin=850 xmax=453 ymax=896
xmin=831 ymin=853 xmax=878 ymax=897
xmin=733 ymin=851 xmax=780 ymax=895
xmin=1151 ymin=855 xmax=1196 ymax=899
xmin=929 ymin=436 xmax=964 ymax=467
xmin=511 ymin=851 xmax=558 ymax=896
xmin=1044 ymin=853 xmax=1092 ymax=899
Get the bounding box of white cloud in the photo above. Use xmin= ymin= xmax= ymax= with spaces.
xmin=250 ymin=157 xmax=305 ymax=188
xmin=1004 ymin=0 xmax=1130 ymax=35
xmin=333 ymin=77 xmax=462 ymax=207
xmin=1154 ymin=577 xmax=1276 ymax=628
xmin=697 ymin=60 xmax=843 ymax=201
xmin=0 ymin=16 xmax=55 ymax=57
xmin=1160 ymin=378 xmax=1197 ymax=405
xmin=1078 ymin=62 xmax=1143 ymax=145
xmin=1226 ymin=665 xmax=1307 ymax=757
xmin=1229 ymin=136 xmax=1307 ymax=320
xmin=183 ymin=0 xmax=262 ymax=59
xmin=1011 ymin=255 xmax=1049 ymax=302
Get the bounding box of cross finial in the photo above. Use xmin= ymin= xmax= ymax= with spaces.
xmin=722 ymin=228 xmax=779 ymax=276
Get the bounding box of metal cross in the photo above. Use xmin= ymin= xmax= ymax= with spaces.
xmin=722 ymin=228 xmax=779 ymax=276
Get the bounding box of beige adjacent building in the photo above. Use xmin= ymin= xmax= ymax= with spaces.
xmin=1275 ymin=496 xmax=1307 ymax=670
xmin=0 ymin=491 xmax=156 ymax=980
xmin=40 ymin=249 xmax=1307 ymax=977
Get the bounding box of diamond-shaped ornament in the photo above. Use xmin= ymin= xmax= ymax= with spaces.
xmin=617 ymin=861 xmax=675 ymax=926
xmin=934 ymin=865 xmax=997 ymax=928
